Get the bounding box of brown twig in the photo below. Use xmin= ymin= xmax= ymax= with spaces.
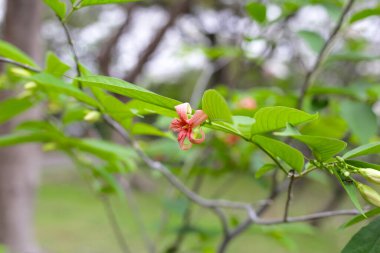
xmin=0 ymin=56 xmax=40 ymax=72
xmin=283 ymin=170 xmax=295 ymax=222
xmin=101 ymin=195 xmax=131 ymax=253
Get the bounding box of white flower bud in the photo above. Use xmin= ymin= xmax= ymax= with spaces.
xmin=359 ymin=168 xmax=380 ymax=184
xmin=357 ymin=182 xmax=380 ymax=207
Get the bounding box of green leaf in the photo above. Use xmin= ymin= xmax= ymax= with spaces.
xmin=333 ymin=170 xmax=364 ymax=214
xmin=0 ymin=98 xmax=33 ymax=125
xmin=76 ymin=75 xmax=180 ymax=110
xmin=79 ymin=0 xmax=139 ymax=7
xmin=90 ymin=87 xmax=133 ymax=127
xmin=340 ymin=100 xmax=377 ymax=144
xmin=251 ymin=106 xmax=317 ymax=135
xmin=125 ymin=100 xmax=177 ymax=118
xmin=202 ymin=89 xmax=233 ymax=123
xmin=43 ymin=0 xmax=66 ymax=20
xmin=292 ymin=135 xmax=347 ymax=161
xmin=92 ymin=164 xmax=125 ymax=198
xmin=69 ymin=138 xmax=137 ymax=166
xmin=0 ymin=132 xmax=51 ymax=147
xmin=31 ymin=73 xmax=100 ymax=108
xmin=62 ymin=106 xmax=86 ymax=125
xmin=341 ymin=217 xmax=380 ymax=253
xmin=255 ymin=163 xmax=276 ymax=179
xmin=341 ymin=208 xmax=380 ymax=228
xmin=253 ymin=135 xmax=304 ymax=173
xmin=232 ymin=116 xmax=255 ymax=138
xmin=245 ymin=2 xmax=267 ymax=23
xmin=350 ymin=7 xmax=380 ymax=24
xmin=300 ymin=115 xmax=347 ymax=139
xmin=205 ymin=121 xmax=242 ymax=137
xmin=131 ymin=122 xmax=172 ymax=139
xmin=45 ymin=51 xmax=70 ymax=77
xmin=327 ymin=52 xmax=380 ymax=63
xmin=298 ymin=30 xmax=325 ymax=53
xmin=343 ymin=142 xmax=380 ymax=159
xmin=346 ymin=160 xmax=380 ymax=171
xmin=0 ymin=40 xmax=38 ymax=67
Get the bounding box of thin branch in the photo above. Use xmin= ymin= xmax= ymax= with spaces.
xmin=123 ymin=175 xmax=155 ymax=253
xmin=0 ymin=56 xmax=40 ymax=72
xmin=258 ymin=209 xmax=361 ymax=225
xmin=101 ymin=195 xmax=131 ymax=253
xmin=57 ymin=18 xmax=136 ymax=253
xmin=103 ymin=115 xmax=257 ymax=215
xmin=217 ymin=218 xmax=251 ymax=253
xmin=297 ymin=0 xmax=356 ymax=109
xmin=124 ymin=0 xmax=190 ymax=82
xmin=59 ymin=19 xmax=82 ymax=78
xmin=283 ymin=170 xmax=295 ymax=222
xmin=213 ymin=207 xmax=229 ymax=237
xmin=165 ymin=176 xmax=204 ymax=253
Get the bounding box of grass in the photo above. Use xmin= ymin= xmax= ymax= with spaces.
xmin=35 ymin=168 xmax=365 ymax=253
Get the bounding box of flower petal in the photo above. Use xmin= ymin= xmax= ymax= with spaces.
xmin=178 ymin=130 xmax=192 ymax=150
xmin=189 ymin=127 xmax=205 ymax=144
xmin=189 ymin=110 xmax=208 ymax=127
xmin=170 ymin=119 xmax=183 ymax=132
xmin=175 ymin=103 xmax=191 ymax=122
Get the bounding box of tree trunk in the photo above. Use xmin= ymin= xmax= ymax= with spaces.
xmin=0 ymin=0 xmax=43 ymax=252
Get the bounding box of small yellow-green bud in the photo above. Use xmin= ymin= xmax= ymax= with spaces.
xmin=357 ymin=182 xmax=380 ymax=207
xmin=24 ymin=81 xmax=37 ymax=90
xmin=10 ymin=67 xmax=32 ymax=77
xmin=48 ymin=102 xmax=62 ymax=114
xmin=84 ymin=111 xmax=101 ymax=123
xmin=42 ymin=142 xmax=57 ymax=152
xmin=343 ymin=171 xmax=350 ymax=177
xmin=336 ymin=156 xmax=345 ymax=163
xmin=359 ymin=168 xmax=380 ymax=184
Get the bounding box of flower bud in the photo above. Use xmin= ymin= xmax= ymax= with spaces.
xmin=42 ymin=142 xmax=57 ymax=152
xmin=357 ymin=182 xmax=380 ymax=207
xmin=343 ymin=171 xmax=350 ymax=177
xmin=237 ymin=97 xmax=257 ymax=110
xmin=24 ymin=81 xmax=37 ymax=90
xmin=84 ymin=111 xmax=101 ymax=123
xmin=359 ymin=168 xmax=380 ymax=184
xmin=10 ymin=67 xmax=32 ymax=77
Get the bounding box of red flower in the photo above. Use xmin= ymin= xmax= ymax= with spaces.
xmin=170 ymin=103 xmax=208 ymax=150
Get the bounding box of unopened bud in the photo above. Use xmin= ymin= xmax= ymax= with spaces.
xmin=343 ymin=171 xmax=350 ymax=177
xmin=42 ymin=142 xmax=57 ymax=152
xmin=357 ymin=182 xmax=380 ymax=207
xmin=10 ymin=67 xmax=32 ymax=77
xmin=237 ymin=97 xmax=257 ymax=110
xmin=359 ymin=168 xmax=380 ymax=184
xmin=24 ymin=81 xmax=37 ymax=90
xmin=84 ymin=111 xmax=101 ymax=123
